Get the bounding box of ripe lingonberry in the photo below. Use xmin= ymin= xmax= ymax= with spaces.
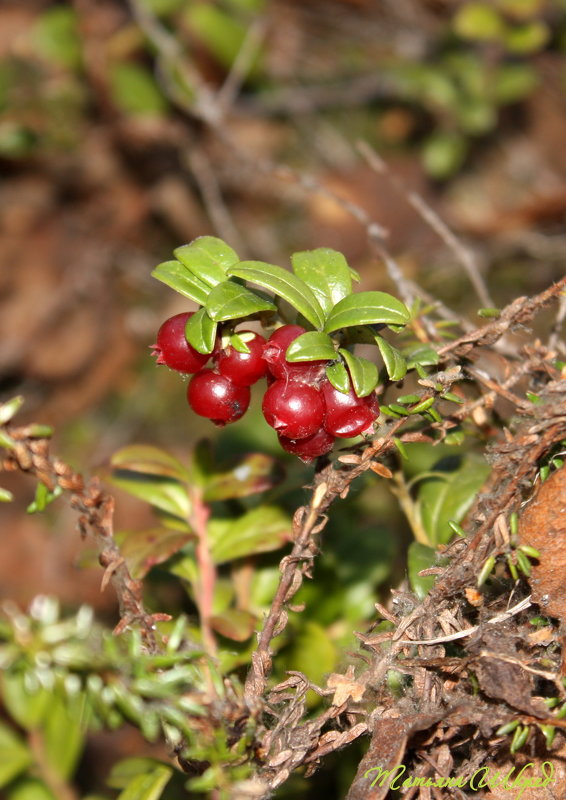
xmin=321 ymin=380 xmax=380 ymax=438
xmin=262 ymin=380 xmax=325 ymax=439
xmin=188 ymin=370 xmax=250 ymax=425
xmin=278 ymin=428 xmax=335 ymax=462
xmin=152 ymin=312 xmax=210 ymax=374
xmin=215 ymin=331 xmax=267 ymax=386
xmin=263 ymin=325 xmax=325 ymax=381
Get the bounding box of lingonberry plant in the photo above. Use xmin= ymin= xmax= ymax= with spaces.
xmin=152 ymin=236 xmax=412 ymax=461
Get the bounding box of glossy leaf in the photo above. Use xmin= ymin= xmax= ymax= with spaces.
xmin=408 ymin=542 xmax=438 ymax=600
xmin=285 ymin=331 xmax=336 ymax=363
xmin=184 ymin=307 xmax=217 ymax=355
xmin=205 ymin=280 xmax=276 ymax=322
xmin=374 ymin=336 xmax=407 ymax=381
xmin=416 ymin=456 xmax=491 ymax=546
xmin=0 ymin=722 xmax=33 ymax=787
xmin=108 ymin=471 xmax=191 ymax=520
xmin=151 ymin=260 xmax=209 ymax=306
xmin=229 ymin=261 xmax=325 ymax=329
xmin=210 ymin=506 xmax=291 ymax=564
xmin=210 ymin=609 xmax=257 ymax=642
xmin=118 ymin=528 xmax=194 ymax=579
xmin=111 ymin=445 xmax=190 ymax=482
xmin=325 ymin=361 xmax=351 ymax=394
xmin=203 ymin=453 xmax=284 ymax=502
xmin=324 ymin=291 xmax=410 ymax=333
xmin=291 ymin=248 xmax=353 ymax=314
xmin=405 ymin=344 xmax=440 ymax=368
xmin=339 ymin=349 xmax=378 ymax=397
xmin=173 ymin=237 xmax=238 ymax=288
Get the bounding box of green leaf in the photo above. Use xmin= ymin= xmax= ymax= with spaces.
xmin=423 ymin=132 xmax=468 ymax=179
xmin=325 ymin=362 xmax=350 ymax=394
xmin=374 ymin=336 xmax=407 ymax=381
xmin=0 ymin=723 xmax=33 ymax=787
xmin=118 ymin=528 xmax=194 ymax=579
xmin=324 ymin=292 xmax=409 ymax=333
xmin=116 ymin=764 xmax=173 ymax=800
xmin=285 ymin=331 xmax=337 ymax=363
xmin=27 ymin=483 xmax=62 ymax=514
xmin=173 ymin=237 xmax=239 ymax=288
xmin=33 ymin=7 xmax=81 ymax=69
xmin=42 ymin=690 xmax=86 ymax=781
xmin=151 ymin=260 xmax=209 ymax=306
xmin=6 ymin=778 xmax=57 ymax=800
xmin=0 ymin=396 xmax=24 ymax=425
xmin=283 ymin=621 xmax=336 ymax=698
xmin=2 ymin=673 xmax=53 ymax=730
xmin=416 ymin=456 xmax=491 ymax=546
xmin=0 ymin=430 xmax=16 ymax=450
xmin=205 ymin=280 xmax=276 ymax=322
xmin=210 ymin=609 xmax=257 ymax=642
xmin=338 ymin=349 xmax=378 ymax=397
xmin=0 ymin=487 xmax=13 ymax=502
xmin=453 ymin=2 xmax=504 ymax=40
xmin=109 ymin=63 xmax=168 ymax=116
xmin=210 ymin=506 xmax=291 ymax=564
xmin=202 ymin=453 xmax=284 ymax=502
xmin=229 ymin=261 xmax=325 ymax=329
xmin=108 ymin=471 xmax=191 ymax=520
xmin=404 ymin=344 xmax=440 ymax=368
xmin=408 ymin=542 xmax=438 ymax=600
xmin=291 ymin=248 xmax=353 ymax=314
xmin=184 ymin=307 xmax=217 ymax=355
xmin=111 ymin=445 xmax=190 ymax=482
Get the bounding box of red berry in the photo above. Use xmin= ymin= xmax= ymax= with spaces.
xmin=215 ymin=331 xmax=267 ymax=386
xmin=263 ymin=325 xmax=325 ymax=381
xmin=188 ymin=370 xmax=250 ymax=425
xmin=278 ymin=428 xmax=335 ymax=462
xmin=321 ymin=381 xmax=380 ymax=438
xmin=152 ymin=312 xmax=210 ymax=374
xmin=262 ymin=380 xmax=325 ymax=439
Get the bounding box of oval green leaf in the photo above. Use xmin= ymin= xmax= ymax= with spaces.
xmin=291 ymin=248 xmax=353 ymax=315
xmin=229 ymin=261 xmax=325 ymax=329
xmin=206 ymin=280 xmax=276 ymax=322
xmin=108 ymin=471 xmax=191 ymax=520
xmin=119 ymin=527 xmax=194 ymax=579
xmin=325 ymin=361 xmax=350 ymax=394
xmin=338 ymin=349 xmax=378 ymax=397
xmin=0 ymin=395 xmax=24 ymax=425
xmin=184 ymin=307 xmax=217 ymax=354
xmin=174 ymin=236 xmax=239 ymax=288
xmin=324 ymin=291 xmax=410 ymax=333
xmin=285 ymin=331 xmax=337 ymax=363
xmin=210 ymin=505 xmax=291 ymax=564
xmin=151 ymin=260 xmax=209 ymax=306
xmin=374 ymin=336 xmax=407 ymax=381
xmin=210 ymin=609 xmax=257 ymax=642
xmin=111 ymin=445 xmax=190 ymax=482
xmin=405 ymin=344 xmax=440 ymax=369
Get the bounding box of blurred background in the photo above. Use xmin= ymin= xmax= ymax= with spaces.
xmin=0 ymin=0 xmax=565 ymax=794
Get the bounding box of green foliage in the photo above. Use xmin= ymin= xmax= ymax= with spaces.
xmin=109 ymin=63 xmax=168 ymax=117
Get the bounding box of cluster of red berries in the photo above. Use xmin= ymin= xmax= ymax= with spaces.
xmin=152 ymin=313 xmax=380 ymax=462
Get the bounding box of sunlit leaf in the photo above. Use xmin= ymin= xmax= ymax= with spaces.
xmin=229 ymin=261 xmax=325 ymax=329
xmin=339 ymin=349 xmax=378 ymax=397
xmin=203 ymin=453 xmax=284 ymax=502
xmin=174 ymin=237 xmax=238 ymax=288
xmin=291 ymin=248 xmax=353 ymax=314
xmin=324 ymin=292 xmax=409 ymax=333
xmin=6 ymin=777 xmax=58 ymax=800
xmin=151 ymin=260 xmax=209 ymax=306
xmin=285 ymin=331 xmax=336 ymax=363
xmin=111 ymin=445 xmax=190 ymax=482
xmin=374 ymin=336 xmax=407 ymax=381
xmin=115 ymin=763 xmax=173 ymax=800
xmin=118 ymin=528 xmax=194 ymax=579
xmin=205 ymin=280 xmax=276 ymax=322
xmin=0 ymin=396 xmax=24 ymax=425
xmin=210 ymin=506 xmax=291 ymax=564
xmin=184 ymin=307 xmax=217 ymax=354
xmin=0 ymin=723 xmax=33 ymax=787
xmin=108 ymin=471 xmax=191 ymax=520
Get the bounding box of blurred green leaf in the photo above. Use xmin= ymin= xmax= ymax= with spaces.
xmin=416 ymin=456 xmax=491 ymax=546
xmin=185 ymin=4 xmax=251 ymax=70
xmin=0 ymin=723 xmax=33 ymax=787
xmin=0 ymin=487 xmax=13 ymax=502
xmin=504 ymin=20 xmax=549 ymax=53
xmin=2 ymin=672 xmax=53 ymax=730
xmin=184 ymin=307 xmax=218 ymax=355
xmin=151 ymin=260 xmax=209 ymax=306
xmin=374 ymin=336 xmax=407 ymax=381
xmin=423 ymin=131 xmax=468 ymax=178
xmin=230 ymin=262 xmax=325 ymax=329
xmin=325 ymin=361 xmax=351 ymax=394
xmin=6 ymin=778 xmax=57 ymax=800
xmin=109 ymin=63 xmax=168 ymax=116
xmin=210 ymin=506 xmax=291 ymax=564
xmin=339 ymin=349 xmax=378 ymax=397
xmin=285 ymin=331 xmax=336 ymax=363
xmin=111 ymin=759 xmax=173 ymax=800
xmin=453 ymin=3 xmax=504 ymax=40
xmin=291 ymin=248 xmax=353 ymax=314
xmin=408 ymin=542 xmax=437 ymax=600
xmin=118 ymin=528 xmax=194 ymax=579
xmin=324 ymin=292 xmax=409 ymax=333
xmin=33 ymin=7 xmax=82 ymax=69
xmin=27 ymin=483 xmax=62 ymax=514
xmin=210 ymin=609 xmax=257 ymax=642
xmin=174 ymin=237 xmax=239 ymax=288
xmin=111 ymin=445 xmax=190 ymax=482
xmin=202 ymin=453 xmax=284 ymax=501
xmin=494 ymin=63 xmax=538 ymax=103
xmin=0 ymin=396 xmax=24 ymax=425
xmin=42 ymin=690 xmax=86 ymax=781
xmin=284 ymin=621 xmax=336 ymax=696
xmin=205 ymin=280 xmax=276 ymax=322
xmin=109 ymin=470 xmax=191 ymax=520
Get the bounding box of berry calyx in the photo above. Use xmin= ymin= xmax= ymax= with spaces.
xmin=278 ymin=428 xmax=335 ymax=462
xmin=152 ymin=312 xmax=210 ymax=374
xmin=263 ymin=325 xmax=326 ymax=381
xmin=187 ymin=370 xmax=250 ymax=425
xmin=321 ymin=381 xmax=380 ymax=438
xmin=215 ymin=331 xmax=267 ymax=386
xmin=262 ymin=380 xmax=325 ymax=439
